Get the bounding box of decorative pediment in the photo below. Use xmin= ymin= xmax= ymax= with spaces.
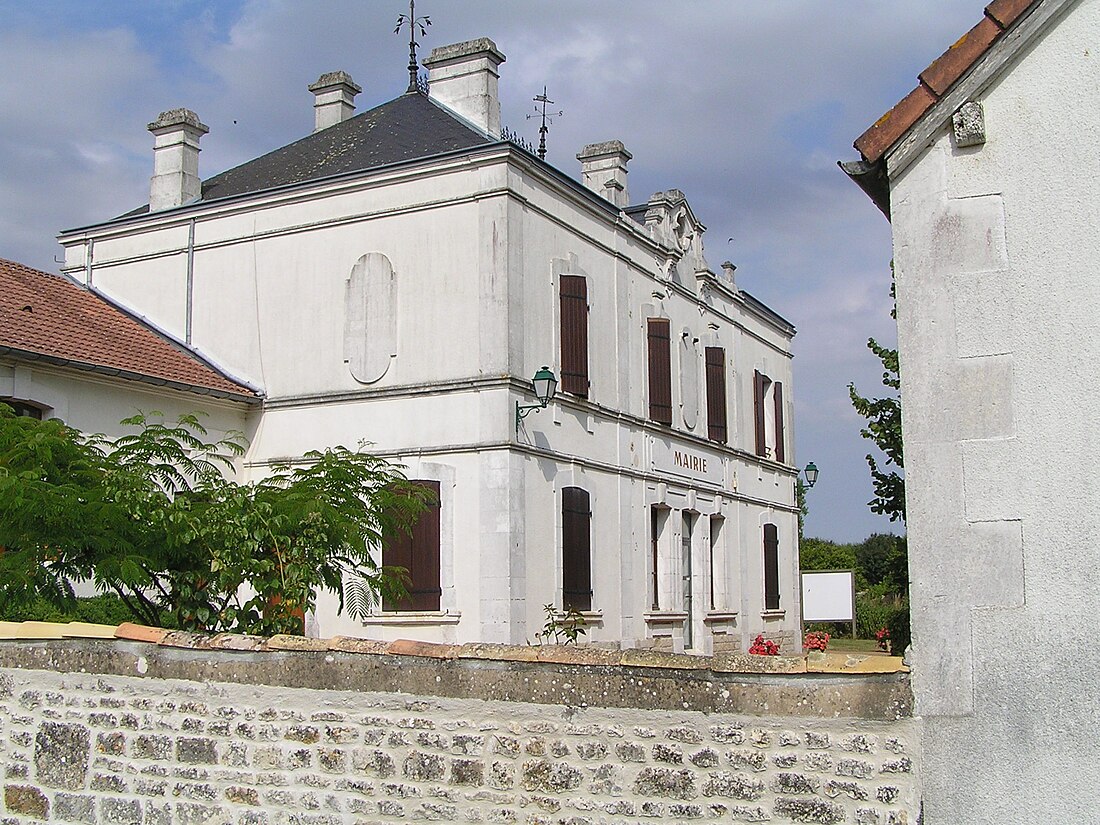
xmin=642 ymin=190 xmax=710 ymax=283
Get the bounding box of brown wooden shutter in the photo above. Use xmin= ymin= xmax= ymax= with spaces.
xmin=773 ymin=381 xmax=785 ymax=463
xmin=562 ymin=487 xmax=592 ymax=611
xmin=705 ymin=347 xmax=727 ymax=443
xmin=753 ymin=370 xmax=767 ymax=457
xmin=763 ymin=523 xmax=780 ymax=611
xmin=560 ymin=275 xmax=589 ymax=397
xmin=647 ymin=319 xmax=672 ymax=425
xmin=383 ymin=480 xmax=441 ymax=611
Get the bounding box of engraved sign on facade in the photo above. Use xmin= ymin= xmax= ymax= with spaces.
xmin=651 ymin=436 xmax=726 ymax=485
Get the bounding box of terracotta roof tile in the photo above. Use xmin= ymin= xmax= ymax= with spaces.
xmin=0 ymin=258 xmax=258 ymax=401
xmin=919 ymin=15 xmax=1001 ymax=96
xmin=853 ymin=0 xmax=1042 ymax=164
xmin=853 ymin=84 xmax=937 ymax=163
xmin=986 ymin=0 xmax=1035 ymax=27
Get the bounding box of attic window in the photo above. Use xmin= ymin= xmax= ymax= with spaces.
xmin=0 ymin=398 xmax=44 ymax=420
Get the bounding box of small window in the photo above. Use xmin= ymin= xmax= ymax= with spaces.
xmin=709 ymin=516 xmax=724 ymax=610
xmin=705 ymin=346 xmax=727 ymax=443
xmin=647 ymin=318 xmax=672 ymax=425
xmin=763 ymin=523 xmax=780 ymax=611
xmin=562 ymin=487 xmax=592 ymax=611
xmin=0 ymin=398 xmax=43 ymax=420
xmin=560 ymin=274 xmax=589 ymax=397
xmin=650 ymin=506 xmax=666 ymax=610
xmin=383 ymin=480 xmax=442 ymax=611
xmin=752 ymin=371 xmax=785 ymax=462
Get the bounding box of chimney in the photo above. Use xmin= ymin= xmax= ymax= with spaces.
xmin=147 ymin=109 xmax=209 ymax=212
xmin=423 ymin=38 xmax=506 ymax=137
xmin=576 ymin=141 xmax=632 ymax=207
xmin=308 ymin=71 xmax=362 ymax=132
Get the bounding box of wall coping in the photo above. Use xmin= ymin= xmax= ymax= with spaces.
xmin=0 ymin=622 xmax=912 ymax=721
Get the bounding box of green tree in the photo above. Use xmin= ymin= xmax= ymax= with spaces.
xmin=849 ymin=275 xmax=905 ymax=523
xmin=0 ymin=406 xmax=428 ymax=634
xmin=798 ymin=537 xmax=858 ymax=574
xmin=855 ymin=533 xmax=908 ymax=593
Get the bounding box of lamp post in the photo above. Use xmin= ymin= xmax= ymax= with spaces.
xmin=803 ymin=461 xmax=819 ymax=488
xmin=516 ymin=366 xmax=558 ymax=432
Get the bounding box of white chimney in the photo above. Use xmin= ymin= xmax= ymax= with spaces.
xmin=423 ymin=38 xmax=506 ymax=137
xmin=147 ymin=109 xmax=209 ymax=212
xmin=308 ymin=71 xmax=362 ymax=132
xmin=577 ymin=141 xmax=632 ymax=207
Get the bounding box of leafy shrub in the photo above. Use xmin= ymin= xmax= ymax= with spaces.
xmin=0 ymin=594 xmax=145 ymax=625
xmin=887 ymin=604 xmax=911 ymax=656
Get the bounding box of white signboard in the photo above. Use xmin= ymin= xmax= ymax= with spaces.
xmin=650 ymin=437 xmax=725 ymax=485
xmin=800 ymin=570 xmax=855 ymax=622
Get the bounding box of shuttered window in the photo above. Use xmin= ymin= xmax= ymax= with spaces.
xmin=383 ymin=480 xmax=442 ymax=612
xmin=647 ymin=319 xmax=672 ymax=425
xmin=705 ymin=347 xmax=727 ymax=443
xmin=753 ymin=370 xmax=768 ymax=457
xmin=560 ymin=275 xmax=589 ymax=397
xmin=773 ymin=381 xmax=785 ymax=463
xmin=562 ymin=487 xmax=592 ymax=612
xmin=763 ymin=523 xmax=780 ymax=611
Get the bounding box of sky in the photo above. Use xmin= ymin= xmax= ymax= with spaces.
xmin=0 ymin=1 xmax=989 ymax=542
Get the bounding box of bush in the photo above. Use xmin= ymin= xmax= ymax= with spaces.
xmin=0 ymin=594 xmax=143 ymax=625
xmin=855 ymin=592 xmax=898 ymax=638
xmin=887 ymin=603 xmax=911 ymax=656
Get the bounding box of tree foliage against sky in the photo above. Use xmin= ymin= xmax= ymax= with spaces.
xmin=848 ymin=274 xmax=905 ymax=523
xmin=0 ymin=406 xmax=429 ymax=635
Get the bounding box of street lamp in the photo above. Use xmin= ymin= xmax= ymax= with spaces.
xmin=803 ymin=461 xmax=819 ymax=488
xmin=516 ymin=366 xmax=558 ymax=431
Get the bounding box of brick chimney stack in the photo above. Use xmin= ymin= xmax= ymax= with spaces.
xmin=309 ymin=71 xmax=362 ymax=132
xmin=423 ymin=38 xmax=506 ymax=138
xmin=577 ymin=141 xmax=632 ymax=207
xmin=147 ymin=109 xmax=208 ymax=212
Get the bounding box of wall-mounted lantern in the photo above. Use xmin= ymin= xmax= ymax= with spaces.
xmin=516 ymin=366 xmax=558 ymax=432
xmin=803 ymin=461 xmax=819 ymax=488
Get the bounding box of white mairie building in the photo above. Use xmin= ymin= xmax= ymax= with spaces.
xmin=55 ymin=38 xmax=801 ymax=651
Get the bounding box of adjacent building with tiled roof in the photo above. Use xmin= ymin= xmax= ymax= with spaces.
xmin=841 ymin=1 xmax=1096 ymax=821
xmin=49 ymin=37 xmax=804 ymax=656
xmin=0 ymin=257 xmax=258 ymax=402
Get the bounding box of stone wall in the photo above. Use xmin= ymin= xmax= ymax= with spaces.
xmin=0 ymin=633 xmax=918 ymax=824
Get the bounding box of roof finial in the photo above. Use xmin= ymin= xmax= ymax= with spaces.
xmin=394 ymin=0 xmax=431 ymax=94
xmin=526 ymin=86 xmax=563 ymax=161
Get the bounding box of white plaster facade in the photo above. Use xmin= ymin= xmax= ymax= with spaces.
xmin=56 ymin=38 xmax=801 ymax=653
xmin=851 ymin=0 xmax=1100 ymax=820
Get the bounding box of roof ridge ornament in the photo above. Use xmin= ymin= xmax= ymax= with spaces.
xmin=395 ymin=0 xmax=432 ymax=94
xmin=526 ymin=86 xmax=563 ymax=161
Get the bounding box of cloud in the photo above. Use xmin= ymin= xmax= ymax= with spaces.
xmin=0 ymin=0 xmax=993 ymax=541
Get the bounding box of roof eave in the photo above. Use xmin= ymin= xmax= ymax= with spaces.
xmin=839 ymin=159 xmax=890 ymax=220
xmin=0 ymin=346 xmax=263 ymax=405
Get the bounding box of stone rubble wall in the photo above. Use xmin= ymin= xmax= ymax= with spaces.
xmin=0 ymin=639 xmax=919 ymax=825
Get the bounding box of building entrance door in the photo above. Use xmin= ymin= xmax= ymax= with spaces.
xmin=682 ymin=513 xmax=694 ymax=649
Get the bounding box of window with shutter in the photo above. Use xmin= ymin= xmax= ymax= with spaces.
xmin=383 ymin=480 xmax=442 ymax=611
xmin=647 ymin=319 xmax=672 ymax=425
xmin=763 ymin=523 xmax=780 ymax=612
xmin=773 ymin=381 xmax=785 ymax=463
xmin=753 ymin=370 xmax=768 ymax=457
xmin=705 ymin=347 xmax=727 ymax=443
xmin=560 ymin=275 xmax=589 ymax=397
xmin=562 ymin=487 xmax=592 ymax=611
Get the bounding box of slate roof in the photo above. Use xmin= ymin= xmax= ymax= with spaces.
xmin=853 ymin=0 xmax=1040 ymax=164
xmin=0 ymin=258 xmax=259 ymax=401
xmin=125 ymin=91 xmax=493 ymax=216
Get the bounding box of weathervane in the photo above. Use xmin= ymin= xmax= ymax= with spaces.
xmin=394 ymin=0 xmax=431 ymax=93
xmin=526 ymin=86 xmax=563 ymax=160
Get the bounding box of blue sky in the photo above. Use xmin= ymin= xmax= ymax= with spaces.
xmin=0 ymin=1 xmax=990 ymax=541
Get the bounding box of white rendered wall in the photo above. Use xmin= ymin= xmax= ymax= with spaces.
xmin=59 ymin=144 xmax=800 ymax=651
xmin=889 ymin=3 xmax=1100 ymax=821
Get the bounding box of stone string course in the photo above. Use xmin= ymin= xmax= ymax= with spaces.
xmin=0 ymin=635 xmax=918 ymax=824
